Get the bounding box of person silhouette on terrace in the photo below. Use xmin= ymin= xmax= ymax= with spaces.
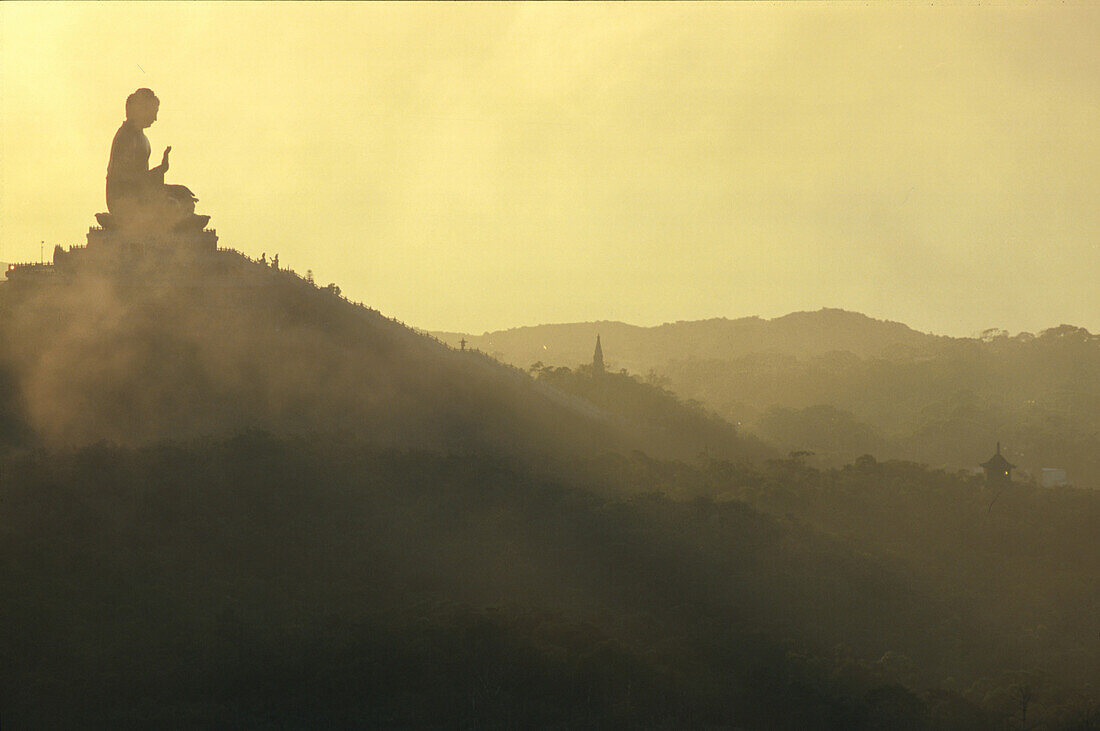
xmin=103 ymin=88 xmax=208 ymax=232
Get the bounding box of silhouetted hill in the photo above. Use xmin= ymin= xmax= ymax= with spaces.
xmin=3 ymin=259 xmax=1098 ymax=727
xmin=0 ymin=252 xmax=759 ymax=465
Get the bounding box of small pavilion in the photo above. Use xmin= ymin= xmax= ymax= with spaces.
xmin=981 ymin=442 xmax=1015 ymax=484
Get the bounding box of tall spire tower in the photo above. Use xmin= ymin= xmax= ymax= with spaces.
xmin=592 ymin=334 xmax=605 ymax=374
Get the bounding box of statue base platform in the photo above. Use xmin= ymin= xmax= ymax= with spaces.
xmin=87 ymin=223 xmax=218 ymax=257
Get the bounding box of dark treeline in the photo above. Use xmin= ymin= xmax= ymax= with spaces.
xmin=1 ymin=435 xmax=1097 ymax=728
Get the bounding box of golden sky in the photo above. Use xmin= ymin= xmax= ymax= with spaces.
xmin=2 ymin=2 xmax=1098 ymax=335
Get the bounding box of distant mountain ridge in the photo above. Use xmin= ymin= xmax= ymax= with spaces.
xmin=436 ymin=311 xmax=1099 ymax=486
xmin=435 ymin=308 xmax=952 ymax=373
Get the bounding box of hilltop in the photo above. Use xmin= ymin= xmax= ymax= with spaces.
xmin=0 ymin=247 xmax=765 ymax=467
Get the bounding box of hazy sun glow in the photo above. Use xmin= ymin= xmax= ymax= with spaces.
xmin=2 ymin=1 xmax=1097 ymax=335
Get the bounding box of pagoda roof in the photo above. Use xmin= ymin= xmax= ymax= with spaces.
xmin=981 ymin=444 xmax=1016 ymax=470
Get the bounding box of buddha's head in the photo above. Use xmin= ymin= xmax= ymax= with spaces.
xmin=125 ymin=88 xmax=160 ymax=128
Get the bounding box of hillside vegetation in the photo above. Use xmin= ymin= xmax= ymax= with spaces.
xmin=666 ymin=326 xmax=1100 ymax=485
xmin=2 ymin=436 xmax=1097 ymax=727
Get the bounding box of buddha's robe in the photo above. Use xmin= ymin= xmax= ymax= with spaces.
xmin=105 ymin=121 xmax=194 ymax=229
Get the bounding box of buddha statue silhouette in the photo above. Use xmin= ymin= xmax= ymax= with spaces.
xmin=100 ymin=88 xmax=209 ymax=233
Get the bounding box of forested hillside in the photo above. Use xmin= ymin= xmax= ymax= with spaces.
xmin=528 ymin=361 xmax=774 ymax=464
xmin=665 ymin=326 xmax=1100 ymax=485
xmin=2 ymin=436 xmax=1097 ymax=727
